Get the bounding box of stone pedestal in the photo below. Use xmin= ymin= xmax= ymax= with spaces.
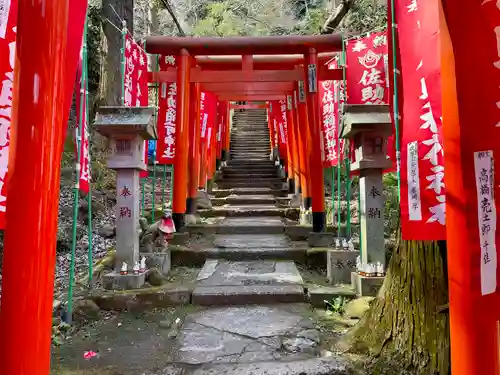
xmin=327 ymin=250 xmax=358 ymax=285
xmin=308 ymin=232 xmax=334 ymax=247
xmin=342 ymin=104 xmax=392 ymax=271
xmin=115 ymin=169 xmax=141 ymax=271
xmin=139 ymin=252 xmax=171 ymax=275
xmin=359 ymin=169 xmax=385 ymax=266
xmin=95 ymin=107 xmax=156 ymax=288
xmin=351 ymin=272 xmax=384 ymax=296
xmin=103 ymin=272 xmax=146 ymax=290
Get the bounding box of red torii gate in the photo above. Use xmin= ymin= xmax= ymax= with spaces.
xmin=146 ymin=35 xmax=342 ymax=232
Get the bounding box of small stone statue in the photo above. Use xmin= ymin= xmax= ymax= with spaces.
xmin=376 ymin=262 xmax=384 ymax=277
xmin=356 ymin=256 xmax=361 ymax=272
xmin=139 ymin=257 xmax=147 ymax=273
xmin=133 ymin=261 xmax=140 ymax=275
xmin=342 ymin=238 xmax=349 ymax=250
xmin=335 ymin=238 xmax=341 ymax=249
xmin=348 ymin=239 xmax=355 ymax=251
xmin=120 ymin=262 xmax=128 ymax=275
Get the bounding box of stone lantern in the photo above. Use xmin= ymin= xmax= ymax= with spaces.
xmin=94 ymin=106 xmax=157 ymax=289
xmin=342 ymin=104 xmax=391 ymax=296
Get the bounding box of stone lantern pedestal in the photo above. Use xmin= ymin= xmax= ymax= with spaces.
xmin=94 ymin=107 xmax=157 ymax=290
xmin=341 ymin=104 xmax=392 ymax=296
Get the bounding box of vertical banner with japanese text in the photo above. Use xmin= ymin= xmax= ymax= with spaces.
xmin=320 ymin=80 xmax=338 ymax=167
xmin=443 ymin=0 xmax=500 ymax=295
xmin=0 ymin=0 xmax=16 ymax=228
xmin=346 ymin=32 xmax=389 ymax=104
xmin=346 ymin=31 xmax=395 ymax=171
xmin=124 ymin=34 xmax=148 ymax=177
xmin=156 ymin=55 xmax=177 ymax=165
xmin=278 ymin=99 xmax=288 ymax=165
xmin=75 ymin=53 xmax=90 ymax=194
xmin=397 ymin=0 xmax=446 ymax=240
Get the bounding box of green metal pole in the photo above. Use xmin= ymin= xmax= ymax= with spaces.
xmin=345 ymin=151 xmax=352 ymax=239
xmin=121 ymin=22 xmax=127 ymax=105
xmin=162 ymin=164 xmax=167 ymax=209
xmin=141 ymin=178 xmax=146 ymax=216
xmin=151 ymin=160 xmax=157 ymax=223
xmin=150 ymin=54 xmax=160 ymax=223
xmin=83 ymin=27 xmax=93 ymax=287
xmin=68 ymin=9 xmax=89 ymax=323
xmin=170 ymin=165 xmax=174 ymax=205
xmin=389 ymin=0 xmax=401 ymax=200
xmin=331 ymin=166 xmax=335 ymax=225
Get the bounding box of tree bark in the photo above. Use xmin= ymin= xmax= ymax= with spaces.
xmin=102 ymin=0 xmax=134 ymax=106
xmin=321 ymin=0 xmax=354 ymax=34
xmin=344 ymin=239 xmax=450 ymax=374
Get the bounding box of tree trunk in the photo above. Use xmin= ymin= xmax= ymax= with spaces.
xmin=102 ymin=0 xmax=134 ymax=106
xmin=344 ymin=239 xmax=450 ymax=374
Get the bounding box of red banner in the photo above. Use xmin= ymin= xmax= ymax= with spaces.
xmin=277 ymin=99 xmax=288 ymax=164
xmin=346 ymin=32 xmax=389 ymax=105
xmin=124 ymin=34 xmax=148 ymax=177
xmin=346 ymin=31 xmax=395 ymax=172
xmin=75 ymin=53 xmax=90 ymax=194
xmin=201 ymin=91 xmax=217 ymax=180
xmin=397 ymin=0 xmax=446 ymax=240
xmin=216 ymin=101 xmax=227 ymax=160
xmin=0 ymin=0 xmax=17 ymax=228
xmin=156 ymin=55 xmax=177 ymax=165
xmin=320 ymin=80 xmax=338 ymax=167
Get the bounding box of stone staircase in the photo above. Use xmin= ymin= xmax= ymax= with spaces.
xmin=174 ymin=108 xmax=347 ymax=374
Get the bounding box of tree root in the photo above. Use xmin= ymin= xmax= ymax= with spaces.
xmin=341 ymin=240 xmax=450 ymax=374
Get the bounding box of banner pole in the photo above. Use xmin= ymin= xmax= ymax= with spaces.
xmin=82 ymin=21 xmax=93 ymax=287
xmin=162 ymin=164 xmax=167 ymax=209
xmin=121 ymin=21 xmax=127 ymax=105
xmin=67 ymin=9 xmax=89 ymax=323
xmin=346 ymin=150 xmax=352 ymax=238
xmin=331 ymin=166 xmax=335 ymax=225
xmin=389 ymin=0 xmax=401 ymax=200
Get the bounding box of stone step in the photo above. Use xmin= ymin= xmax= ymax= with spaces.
xmin=230 ymin=145 xmax=270 ymax=150
xmin=216 ymin=177 xmax=284 ymax=183
xmin=212 ymin=195 xmax=278 ymax=205
xmin=172 ymin=246 xmax=307 ymax=266
xmin=199 ymin=206 xmax=286 ymax=218
xmin=186 ymin=223 xmax=286 ymax=236
xmin=230 ymin=151 xmax=269 ymax=156
xmin=212 ymin=188 xmax=288 ymax=197
xmin=222 ymin=165 xmax=277 ymax=171
xmin=220 ymin=174 xmax=278 ymax=180
xmin=308 ymin=285 xmax=357 ymax=307
xmin=216 ymin=181 xmax=285 ymax=189
xmin=192 ymin=260 xmax=305 ymax=306
xmin=214 ymin=233 xmax=290 ymax=248
xmin=181 ymin=358 xmax=347 ymax=375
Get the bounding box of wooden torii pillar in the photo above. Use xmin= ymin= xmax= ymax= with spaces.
xmin=146 ymin=35 xmax=342 ymax=231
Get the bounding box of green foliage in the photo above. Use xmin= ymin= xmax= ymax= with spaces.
xmin=383 ymin=172 xmax=399 ymax=237
xmin=325 ymin=295 xmax=351 ymax=314
xmin=192 ymin=2 xmax=244 ymax=36
xmin=190 ymin=0 xmax=331 ymax=37
xmin=340 ymin=0 xmax=388 ymax=34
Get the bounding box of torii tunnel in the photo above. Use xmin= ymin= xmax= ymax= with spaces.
xmin=145 ymin=34 xmax=344 ymax=233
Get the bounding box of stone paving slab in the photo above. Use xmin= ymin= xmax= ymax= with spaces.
xmin=174 ymin=305 xmax=328 ymax=366
xmin=214 ymin=234 xmax=289 ymax=248
xmin=192 ymin=260 xmax=305 ymax=305
xmin=196 ymin=260 xmax=303 ymax=286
